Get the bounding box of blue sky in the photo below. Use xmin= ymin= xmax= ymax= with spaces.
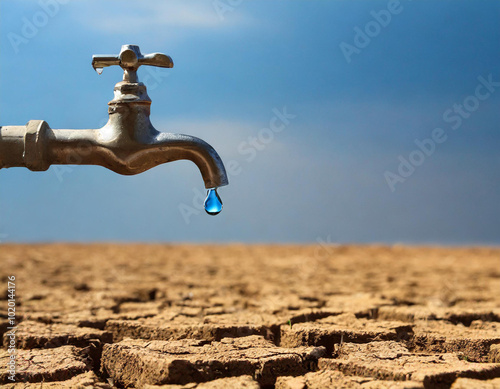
xmin=0 ymin=0 xmax=499 ymax=244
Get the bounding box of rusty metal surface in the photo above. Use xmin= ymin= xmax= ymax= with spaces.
xmin=0 ymin=45 xmax=228 ymax=190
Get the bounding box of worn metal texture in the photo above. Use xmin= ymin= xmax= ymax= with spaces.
xmin=0 ymin=45 xmax=228 ymax=189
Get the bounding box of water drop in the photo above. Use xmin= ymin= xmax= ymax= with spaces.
xmin=96 ymin=67 xmax=103 ymax=75
xmin=204 ymin=188 xmax=223 ymax=215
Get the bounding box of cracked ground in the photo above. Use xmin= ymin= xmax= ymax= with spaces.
xmin=1 ymin=244 xmax=500 ymax=388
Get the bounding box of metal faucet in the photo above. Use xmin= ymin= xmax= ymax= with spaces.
xmin=0 ymin=44 xmax=229 ymax=191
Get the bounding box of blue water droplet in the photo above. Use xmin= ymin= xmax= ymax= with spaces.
xmin=204 ymin=188 xmax=223 ymax=215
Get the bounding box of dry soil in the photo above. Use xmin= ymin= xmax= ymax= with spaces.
xmin=1 ymin=244 xmax=500 ymax=388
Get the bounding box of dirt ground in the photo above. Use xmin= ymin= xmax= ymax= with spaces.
xmin=1 ymin=244 xmax=500 ymax=388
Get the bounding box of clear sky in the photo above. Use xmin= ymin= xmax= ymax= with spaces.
xmin=0 ymin=0 xmax=499 ymax=245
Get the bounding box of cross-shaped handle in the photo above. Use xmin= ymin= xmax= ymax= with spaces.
xmin=92 ymin=44 xmax=173 ymax=83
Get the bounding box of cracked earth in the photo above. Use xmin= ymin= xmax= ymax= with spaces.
xmin=1 ymin=244 xmax=499 ymax=388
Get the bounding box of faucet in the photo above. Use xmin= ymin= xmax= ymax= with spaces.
xmin=0 ymin=44 xmax=228 ymax=195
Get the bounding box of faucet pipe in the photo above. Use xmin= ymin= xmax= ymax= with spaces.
xmin=0 ymin=120 xmax=228 ymax=189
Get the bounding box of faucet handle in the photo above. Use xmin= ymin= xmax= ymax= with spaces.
xmin=92 ymin=44 xmax=173 ymax=83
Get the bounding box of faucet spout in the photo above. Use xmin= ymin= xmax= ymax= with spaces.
xmin=150 ymin=132 xmax=229 ymax=189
